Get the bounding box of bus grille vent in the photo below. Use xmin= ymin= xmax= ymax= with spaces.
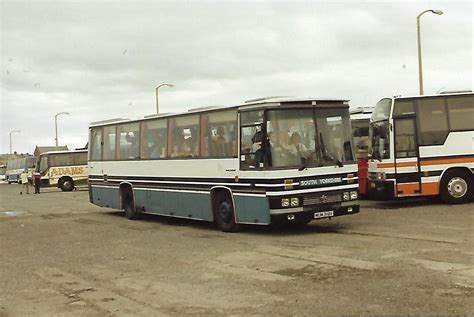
xmin=303 ymin=193 xmax=342 ymax=205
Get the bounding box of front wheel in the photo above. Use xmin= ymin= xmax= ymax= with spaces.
xmin=59 ymin=178 xmax=74 ymax=192
xmin=123 ymin=192 xmax=140 ymax=220
xmin=440 ymin=170 xmax=473 ymax=204
xmin=214 ymin=194 xmax=240 ymax=232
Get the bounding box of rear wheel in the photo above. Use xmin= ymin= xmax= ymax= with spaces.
xmin=123 ymin=190 xmax=140 ymax=220
xmin=59 ymin=177 xmax=74 ymax=192
xmin=440 ymin=170 xmax=473 ymax=204
xmin=214 ymin=193 xmax=240 ymax=232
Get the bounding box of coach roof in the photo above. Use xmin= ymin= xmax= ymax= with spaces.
xmin=89 ymin=97 xmax=350 ymax=127
xmin=393 ymin=91 xmax=473 ymax=100
xmin=40 ymin=149 xmax=88 ymax=156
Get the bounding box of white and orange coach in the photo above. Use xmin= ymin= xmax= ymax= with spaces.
xmin=367 ymin=91 xmax=473 ymax=204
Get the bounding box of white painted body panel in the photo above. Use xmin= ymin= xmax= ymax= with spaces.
xmin=419 ymin=131 xmax=474 ymax=158
xmin=90 ymin=159 xmax=358 ymax=190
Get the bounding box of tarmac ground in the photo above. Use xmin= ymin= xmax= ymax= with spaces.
xmin=0 ymin=183 xmax=473 ymax=316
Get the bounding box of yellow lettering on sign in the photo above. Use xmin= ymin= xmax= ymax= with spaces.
xmin=49 ymin=166 xmax=85 ymax=177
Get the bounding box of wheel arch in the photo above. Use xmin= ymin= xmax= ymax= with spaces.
xmin=439 ymin=166 xmax=473 ymax=184
xmin=210 ymin=186 xmax=236 ymax=222
xmin=119 ymin=182 xmax=135 ymax=210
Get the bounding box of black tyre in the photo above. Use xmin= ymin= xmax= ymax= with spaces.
xmin=214 ymin=194 xmax=240 ymax=232
xmin=59 ymin=177 xmax=74 ymax=192
xmin=123 ymin=191 xmax=140 ymax=220
xmin=440 ymin=170 xmax=473 ymax=204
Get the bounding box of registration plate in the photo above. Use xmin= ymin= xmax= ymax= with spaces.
xmin=314 ymin=210 xmax=334 ymax=219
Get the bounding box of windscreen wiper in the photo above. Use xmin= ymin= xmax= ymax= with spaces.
xmin=298 ymin=150 xmax=319 ymax=171
xmin=298 ymin=155 xmax=309 ymax=171
xmin=319 ymin=133 xmax=343 ymax=167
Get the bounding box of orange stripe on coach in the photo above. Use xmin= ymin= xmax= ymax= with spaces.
xmin=396 ymin=183 xmax=420 ymax=195
xmin=421 ymin=182 xmax=439 ymax=196
xmin=420 ymin=156 xmax=474 ymax=166
xmin=377 ymin=161 xmax=418 ymax=168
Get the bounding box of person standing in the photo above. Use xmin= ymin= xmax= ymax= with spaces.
xmin=19 ymin=170 xmax=29 ymax=195
xmin=33 ymin=171 xmax=41 ymax=194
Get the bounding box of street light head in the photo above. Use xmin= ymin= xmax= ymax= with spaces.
xmin=55 ymin=111 xmax=70 ymax=117
xmin=157 ymin=83 xmax=175 ymax=89
xmin=431 ymin=10 xmax=443 ymax=15
xmin=156 ymin=83 xmax=175 ymax=114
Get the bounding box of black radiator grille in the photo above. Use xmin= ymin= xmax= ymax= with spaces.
xmin=303 ymin=192 xmax=342 ymax=205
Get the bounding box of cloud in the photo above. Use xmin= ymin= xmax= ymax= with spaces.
xmin=1 ymin=0 xmax=472 ymax=153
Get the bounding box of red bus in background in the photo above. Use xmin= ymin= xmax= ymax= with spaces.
xmin=351 ymin=107 xmax=374 ymax=196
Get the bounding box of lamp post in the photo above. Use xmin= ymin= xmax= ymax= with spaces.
xmin=55 ymin=112 xmax=70 ymax=150
xmin=9 ymin=130 xmax=21 ymax=154
xmin=417 ymin=9 xmax=443 ymax=95
xmin=156 ymin=83 xmax=174 ymax=114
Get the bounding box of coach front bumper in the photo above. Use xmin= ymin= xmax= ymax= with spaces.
xmin=367 ymin=178 xmax=395 ymax=200
xmin=270 ymin=203 xmax=359 ymax=222
xmin=268 ymin=190 xmax=359 ymax=221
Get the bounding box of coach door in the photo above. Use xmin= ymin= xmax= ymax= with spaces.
xmin=393 ymin=115 xmax=421 ymax=197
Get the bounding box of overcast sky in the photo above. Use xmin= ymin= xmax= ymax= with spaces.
xmin=1 ymin=0 xmax=472 ymax=154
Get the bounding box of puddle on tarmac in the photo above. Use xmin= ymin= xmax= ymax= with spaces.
xmin=0 ymin=211 xmax=30 ymax=217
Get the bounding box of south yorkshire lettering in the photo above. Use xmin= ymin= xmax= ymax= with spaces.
xmin=300 ymin=177 xmax=342 ymax=187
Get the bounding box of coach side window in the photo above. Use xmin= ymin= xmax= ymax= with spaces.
xmin=416 ymin=98 xmax=448 ymax=145
xmin=89 ymin=128 xmax=102 ymax=161
xmin=447 ymin=96 xmax=474 ymax=130
xmin=117 ymin=123 xmax=140 ymax=160
xmin=141 ymin=119 xmax=168 ymax=159
xmin=50 ymin=154 xmax=68 ymax=167
xmin=169 ymin=115 xmax=200 ymax=158
xmin=240 ymin=110 xmax=265 ymax=169
xmin=393 ymin=100 xmax=415 ymax=116
xmin=395 ymin=119 xmax=417 ymax=158
xmin=75 ymin=153 xmax=88 ymax=165
xmin=103 ymin=125 xmax=117 ymax=161
xmin=201 ymin=110 xmax=237 ymax=158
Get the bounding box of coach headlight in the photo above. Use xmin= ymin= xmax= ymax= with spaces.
xmin=343 ymin=192 xmax=350 ymax=201
xmin=376 ymin=172 xmax=386 ymax=180
xmin=281 ymin=198 xmax=290 ymax=207
xmin=350 ymin=191 xmax=358 ymax=200
xmin=290 ymin=197 xmax=300 ymax=207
